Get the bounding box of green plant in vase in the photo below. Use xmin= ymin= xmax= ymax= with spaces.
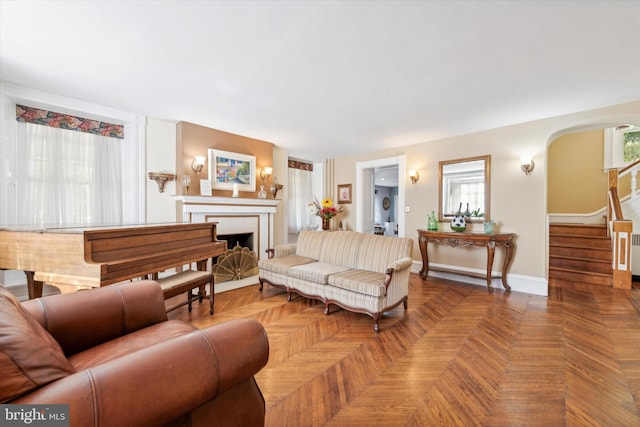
xmin=470 ymin=208 xmax=484 ymax=218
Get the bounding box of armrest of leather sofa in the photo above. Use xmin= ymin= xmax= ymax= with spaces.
xmin=13 ymin=318 xmax=269 ymax=427
xmin=21 ymin=281 xmax=168 ymax=356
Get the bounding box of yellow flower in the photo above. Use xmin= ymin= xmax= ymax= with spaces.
xmin=322 ymin=198 xmax=333 ymax=208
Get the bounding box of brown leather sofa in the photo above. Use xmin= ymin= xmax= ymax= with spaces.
xmin=0 ymin=280 xmax=269 ymax=427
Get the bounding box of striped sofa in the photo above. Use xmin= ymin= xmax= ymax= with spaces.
xmin=258 ymin=230 xmax=413 ymax=332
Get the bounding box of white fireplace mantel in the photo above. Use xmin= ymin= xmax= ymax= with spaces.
xmin=174 ymin=194 xmax=278 ymax=284
xmin=174 ymin=195 xmax=279 ymax=292
xmin=175 ymin=195 xmax=279 ymax=210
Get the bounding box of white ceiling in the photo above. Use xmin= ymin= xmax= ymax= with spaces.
xmin=1 ymin=1 xmax=639 ymax=160
xmin=375 ymin=166 xmax=399 ymax=188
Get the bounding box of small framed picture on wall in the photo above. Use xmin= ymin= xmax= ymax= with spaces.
xmin=338 ymin=184 xmax=352 ymax=204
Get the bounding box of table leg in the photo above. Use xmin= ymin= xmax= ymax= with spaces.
xmin=501 ymin=243 xmax=514 ymax=292
xmin=486 ymin=242 xmax=496 ymax=292
xmin=418 ymin=235 xmax=430 ymax=280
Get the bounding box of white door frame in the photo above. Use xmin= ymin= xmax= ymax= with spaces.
xmin=355 ymin=155 xmax=406 ymax=236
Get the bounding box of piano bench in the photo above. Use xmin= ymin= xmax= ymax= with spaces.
xmin=156 ymin=269 xmax=214 ymax=315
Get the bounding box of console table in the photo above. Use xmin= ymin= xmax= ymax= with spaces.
xmin=417 ymin=229 xmax=515 ymax=292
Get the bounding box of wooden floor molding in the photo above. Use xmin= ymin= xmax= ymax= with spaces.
xmin=168 ymin=274 xmax=640 ymax=426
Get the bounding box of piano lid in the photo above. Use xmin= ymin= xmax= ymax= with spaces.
xmin=0 ymin=222 xmax=191 ymax=233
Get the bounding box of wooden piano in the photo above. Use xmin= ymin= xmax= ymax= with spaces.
xmin=0 ymin=222 xmax=227 ymax=299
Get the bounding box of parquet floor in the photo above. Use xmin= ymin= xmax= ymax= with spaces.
xmin=168 ymin=274 xmax=640 ymax=426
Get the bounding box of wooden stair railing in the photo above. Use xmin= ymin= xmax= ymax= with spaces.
xmin=605 ymin=159 xmax=640 ymax=289
xmin=608 ymin=158 xmax=640 ymax=223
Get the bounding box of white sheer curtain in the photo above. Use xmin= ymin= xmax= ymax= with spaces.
xmin=288 ymin=167 xmax=315 ymax=233
xmin=16 ymin=122 xmax=122 ymax=226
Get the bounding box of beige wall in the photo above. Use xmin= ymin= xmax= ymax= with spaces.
xmin=547 ymin=129 xmax=607 ymax=213
xmin=145 ymin=119 xmax=283 ymax=232
xmin=176 ymin=121 xmax=275 ymax=197
xmin=333 ymin=101 xmax=640 ymax=283
xmin=145 ymin=101 xmax=640 ymax=291
xmin=146 ymin=118 xmax=178 ymax=223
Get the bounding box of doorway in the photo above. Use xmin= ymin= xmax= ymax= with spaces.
xmin=374 ymin=166 xmax=399 ymax=236
xmin=355 ymin=156 xmax=406 ymax=236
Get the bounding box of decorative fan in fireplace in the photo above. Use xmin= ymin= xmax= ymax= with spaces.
xmin=212 ymin=244 xmax=259 ymax=283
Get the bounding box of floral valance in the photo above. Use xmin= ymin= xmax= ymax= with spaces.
xmin=288 ymin=159 xmax=313 ymax=171
xmin=16 ymin=105 xmax=124 ymax=139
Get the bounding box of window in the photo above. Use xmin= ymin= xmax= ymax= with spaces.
xmin=16 ymin=119 xmax=123 ymax=225
xmin=287 ymin=159 xmax=315 ymax=234
xmin=0 ymin=83 xmax=145 ymax=226
xmin=604 ymin=125 xmax=640 ymax=169
xmin=623 ymin=128 xmax=640 ymax=162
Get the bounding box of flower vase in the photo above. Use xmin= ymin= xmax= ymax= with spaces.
xmin=427 ymin=210 xmax=438 ymax=231
xmin=450 ymin=202 xmax=466 ymax=232
xmin=322 ymin=218 xmax=330 ymax=231
xmin=450 ymin=215 xmax=466 ymax=232
xmin=463 ymin=203 xmax=471 ymax=218
xmin=483 ymin=220 xmax=496 ymax=234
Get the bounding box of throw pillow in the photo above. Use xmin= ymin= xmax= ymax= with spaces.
xmin=0 ymin=285 xmax=75 ymax=403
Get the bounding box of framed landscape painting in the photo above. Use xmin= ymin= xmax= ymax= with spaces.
xmin=208 ymin=149 xmax=256 ymax=192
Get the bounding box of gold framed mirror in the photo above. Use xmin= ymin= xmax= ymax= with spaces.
xmin=438 ymin=155 xmax=491 ymax=223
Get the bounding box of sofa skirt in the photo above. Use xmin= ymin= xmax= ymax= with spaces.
xmin=288 ymin=276 xmax=389 ymax=314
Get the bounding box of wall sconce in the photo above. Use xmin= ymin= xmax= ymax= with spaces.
xmin=148 ymin=172 xmax=175 ymax=193
xmin=520 ymin=156 xmax=535 ymax=175
xmin=260 ymin=166 xmax=273 ymax=182
xmin=191 ymin=156 xmax=206 ymax=175
xmin=408 ymin=170 xmax=420 ymax=184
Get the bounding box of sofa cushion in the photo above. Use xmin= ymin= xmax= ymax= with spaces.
xmin=0 ymin=285 xmax=76 ymax=403
xmin=327 ymin=269 xmax=387 ymax=297
xmin=318 ymin=231 xmax=364 ymax=268
xmin=355 ymin=234 xmax=413 ymax=273
xmin=288 ymin=262 xmax=352 ymax=284
xmin=295 ymin=231 xmax=331 ymax=259
xmin=258 ymin=255 xmax=316 ymax=275
xmin=68 ymin=319 xmax=196 ymax=370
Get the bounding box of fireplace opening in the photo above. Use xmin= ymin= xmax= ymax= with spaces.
xmin=218 ymin=233 xmax=254 ymax=252
xmin=213 ymin=233 xmax=258 ymax=284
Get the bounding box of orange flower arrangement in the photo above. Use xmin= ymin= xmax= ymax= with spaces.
xmin=308 ymin=197 xmax=344 ymax=220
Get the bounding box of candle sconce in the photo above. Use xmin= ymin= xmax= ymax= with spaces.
xmin=148 ymin=172 xmax=175 ymax=193
xmin=182 ymin=174 xmax=191 ymax=194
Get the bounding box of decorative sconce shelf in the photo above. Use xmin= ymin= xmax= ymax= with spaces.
xmin=270 ymin=183 xmax=283 ymax=199
xmin=148 ymin=172 xmax=175 ymax=193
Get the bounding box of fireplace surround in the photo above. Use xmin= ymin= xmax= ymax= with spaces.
xmin=175 ymin=196 xmax=279 ymax=292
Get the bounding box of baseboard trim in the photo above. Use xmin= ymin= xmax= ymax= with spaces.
xmin=410 ymin=261 xmax=548 ymax=296
xmin=214 ymin=275 xmax=259 ymax=293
